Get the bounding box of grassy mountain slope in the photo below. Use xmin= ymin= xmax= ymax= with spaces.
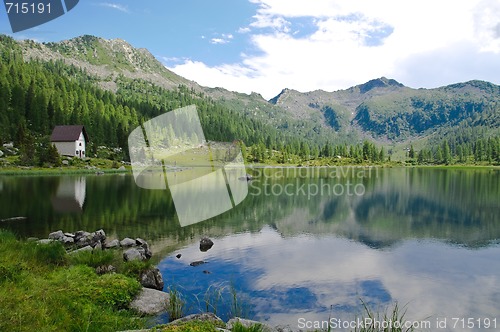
xmin=5 ymin=34 xmax=500 ymax=158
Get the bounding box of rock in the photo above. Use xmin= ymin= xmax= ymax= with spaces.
xmin=190 ymin=261 xmax=206 ymax=267
xmin=76 ymin=235 xmax=92 ymax=248
xmin=123 ymin=248 xmax=147 ymax=262
xmin=199 ymin=237 xmax=214 ymax=252
xmin=62 ymin=160 xmax=69 ymax=165
xmin=203 ymin=270 xmax=211 ymax=274
xmin=168 ymin=313 xmax=224 ymax=326
xmin=93 ymin=241 xmax=102 ymax=250
xmin=227 ymin=318 xmax=274 ymax=332
xmin=61 ymin=236 xmax=75 ymax=245
xmin=176 ymin=254 xmax=182 ymax=259
xmin=129 ymin=288 xmax=169 ymax=315
xmin=37 ymin=239 xmax=53 ymax=245
xmin=139 ymin=268 xmax=164 ymax=291
xmin=74 ymin=231 xmax=91 ymax=242
xmin=68 ymin=245 xmax=93 ymax=255
xmin=2 ymin=143 xmax=13 ymax=149
xmin=0 ymin=150 xmax=3 ymax=157
xmin=95 ymin=265 xmax=116 ymax=275
xmin=120 ymin=237 xmax=136 ymax=247
xmin=48 ymin=230 xmax=65 ymax=241
xmin=93 ymin=229 xmax=106 ymax=243
xmin=27 ymin=237 xmax=38 ymax=242
xmin=118 ymin=166 xmax=126 ymax=170
xmin=136 ymin=238 xmax=152 ymax=259
xmin=64 ymin=233 xmax=75 ymax=238
xmin=104 ymin=239 xmax=120 ymax=249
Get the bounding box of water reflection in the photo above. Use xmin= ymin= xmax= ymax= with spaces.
xmin=1 ymin=168 xmax=499 ymax=330
xmin=51 ymin=177 xmax=86 ymax=212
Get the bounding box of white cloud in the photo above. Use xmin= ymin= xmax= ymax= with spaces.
xmin=168 ymin=0 xmax=500 ymax=99
xmin=99 ymin=2 xmax=129 ymax=13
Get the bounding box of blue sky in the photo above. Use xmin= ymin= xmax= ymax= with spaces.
xmin=1 ymin=0 xmax=500 ymax=99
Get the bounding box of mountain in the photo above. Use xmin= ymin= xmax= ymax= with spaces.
xmin=1 ymin=34 xmax=499 ymax=162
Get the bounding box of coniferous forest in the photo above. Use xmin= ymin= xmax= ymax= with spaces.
xmin=0 ymin=34 xmax=498 ymax=167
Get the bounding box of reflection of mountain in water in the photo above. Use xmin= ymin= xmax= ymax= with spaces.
xmin=261 ymin=168 xmax=500 ymax=248
xmin=0 ymin=168 xmax=498 ymax=250
xmin=51 ymin=177 xmax=86 ymax=212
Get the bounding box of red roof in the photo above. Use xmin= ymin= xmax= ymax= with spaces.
xmin=50 ymin=125 xmax=89 ymax=142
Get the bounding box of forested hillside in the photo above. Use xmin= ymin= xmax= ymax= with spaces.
xmin=0 ymin=34 xmax=498 ymax=166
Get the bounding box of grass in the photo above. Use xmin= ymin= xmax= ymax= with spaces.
xmin=353 ymin=300 xmax=415 ymax=332
xmin=167 ymin=286 xmax=186 ymax=322
xmin=0 ymin=229 xmax=145 ymax=332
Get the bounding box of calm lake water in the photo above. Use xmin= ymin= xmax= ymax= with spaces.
xmin=1 ymin=167 xmax=499 ymax=331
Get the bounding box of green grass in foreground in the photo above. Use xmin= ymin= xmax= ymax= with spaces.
xmin=0 ymin=229 xmax=144 ymax=332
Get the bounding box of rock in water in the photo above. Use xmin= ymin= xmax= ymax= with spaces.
xmin=190 ymin=261 xmax=207 ymax=267
xmin=199 ymin=237 xmax=214 ymax=252
xmin=140 ymin=267 xmax=164 ymax=290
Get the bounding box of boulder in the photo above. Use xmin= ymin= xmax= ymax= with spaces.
xmin=93 ymin=229 xmax=106 ymax=243
xmin=48 ymin=230 xmax=65 ymax=241
xmin=61 ymin=236 xmax=75 ymax=245
xmin=227 ymin=318 xmax=274 ymax=332
xmin=68 ymin=245 xmax=93 ymax=255
xmin=123 ymin=248 xmax=147 ymax=262
xmin=76 ymin=235 xmax=92 ymax=248
xmin=64 ymin=233 xmax=75 ymax=238
xmin=104 ymin=239 xmax=120 ymax=249
xmin=93 ymin=241 xmax=102 ymax=250
xmin=129 ymin=288 xmax=169 ymax=315
xmin=140 ymin=267 xmax=164 ymax=291
xmin=0 ymin=150 xmax=3 ymax=158
xmin=120 ymin=237 xmax=136 ymax=247
xmin=74 ymin=231 xmax=91 ymax=242
xmin=168 ymin=313 xmax=224 ymax=326
xmin=62 ymin=160 xmax=69 ymax=165
xmin=199 ymin=237 xmax=214 ymax=252
xmin=136 ymin=238 xmax=152 ymax=259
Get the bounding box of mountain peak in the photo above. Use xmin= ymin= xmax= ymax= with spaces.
xmin=356 ymin=77 xmax=404 ymax=94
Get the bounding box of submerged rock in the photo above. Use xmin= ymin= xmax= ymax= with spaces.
xmin=189 ymin=261 xmax=207 ymax=267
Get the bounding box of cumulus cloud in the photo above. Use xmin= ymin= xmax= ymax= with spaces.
xmin=167 ymin=0 xmax=500 ymax=99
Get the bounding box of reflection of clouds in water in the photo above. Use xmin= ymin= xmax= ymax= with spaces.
xmin=165 ymin=227 xmax=500 ymax=328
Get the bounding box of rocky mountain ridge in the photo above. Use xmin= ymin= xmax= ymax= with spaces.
xmin=10 ymin=34 xmax=500 ymax=146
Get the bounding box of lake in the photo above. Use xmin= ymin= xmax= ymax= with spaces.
xmin=1 ymin=167 xmax=499 ymax=331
